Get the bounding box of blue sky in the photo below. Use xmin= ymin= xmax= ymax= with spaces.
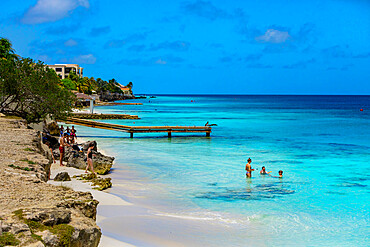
xmin=1 ymin=0 xmax=369 ymax=94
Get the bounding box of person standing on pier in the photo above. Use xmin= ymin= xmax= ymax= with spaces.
xmin=245 ymin=158 xmax=254 ymax=178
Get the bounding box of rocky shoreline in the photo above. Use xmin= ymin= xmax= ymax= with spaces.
xmin=0 ymin=117 xmax=103 ymax=246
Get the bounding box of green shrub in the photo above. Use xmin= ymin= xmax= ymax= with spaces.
xmin=0 ymin=232 xmax=20 ymax=246
xmin=13 ymin=209 xmax=75 ymax=246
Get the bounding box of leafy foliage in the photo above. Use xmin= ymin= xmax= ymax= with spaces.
xmin=13 ymin=209 xmax=75 ymax=247
xmin=0 ymin=37 xmax=18 ymax=61
xmin=0 ymin=58 xmax=75 ymax=123
xmin=66 ymin=72 xmax=128 ymax=95
xmin=61 ymin=78 xmax=77 ymax=90
xmin=0 ymin=232 xmax=20 ymax=246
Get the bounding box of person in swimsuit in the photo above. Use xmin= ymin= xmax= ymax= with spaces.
xmin=59 ymin=125 xmax=64 ymax=137
xmin=71 ymin=126 xmax=77 ymax=139
xmin=70 ymin=134 xmax=75 ymax=145
xmin=278 ymin=170 xmax=283 ymax=178
xmin=45 ymin=141 xmax=55 ymax=180
xmin=85 ymin=142 xmax=96 ymax=175
xmin=260 ymin=166 xmax=272 ymax=175
xmin=59 ymin=133 xmax=70 ymax=166
xmin=245 ymin=158 xmax=254 ymax=178
xmin=271 ymin=170 xmax=284 ymax=178
xmin=65 ymin=127 xmax=71 ymax=143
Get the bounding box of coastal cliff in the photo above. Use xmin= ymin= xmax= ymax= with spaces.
xmin=0 ymin=117 xmax=101 ymax=247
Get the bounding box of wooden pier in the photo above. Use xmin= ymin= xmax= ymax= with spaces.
xmin=65 ymin=118 xmax=211 ymax=138
xmin=71 ymin=113 xmax=139 ymax=120
xmin=95 ymin=102 xmax=143 ymax=106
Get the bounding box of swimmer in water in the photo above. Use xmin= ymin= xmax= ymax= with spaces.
xmin=278 ymin=170 xmax=283 ymax=178
xmin=260 ymin=166 xmax=272 ymax=175
xmin=272 ymin=170 xmax=283 ymax=178
xmin=245 ymin=158 xmax=254 ymax=178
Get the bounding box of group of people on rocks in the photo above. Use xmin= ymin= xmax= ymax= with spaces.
xmin=58 ymin=125 xmax=96 ymax=175
xmin=59 ymin=125 xmax=77 ymax=144
xmin=245 ymin=158 xmax=283 ymax=178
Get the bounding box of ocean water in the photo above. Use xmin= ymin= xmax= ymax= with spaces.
xmin=72 ymin=95 xmax=369 ymax=246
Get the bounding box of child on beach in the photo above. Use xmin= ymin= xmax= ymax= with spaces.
xmin=85 ymin=142 xmax=96 ymax=175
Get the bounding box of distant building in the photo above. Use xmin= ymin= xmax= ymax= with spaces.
xmin=47 ymin=64 xmax=83 ymax=79
xmin=74 ymin=92 xmax=94 ymax=107
xmin=119 ymin=85 xmax=133 ymax=97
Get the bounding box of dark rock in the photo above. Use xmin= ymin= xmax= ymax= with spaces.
xmin=91 ymin=151 xmax=114 ymax=175
xmin=92 ymin=177 xmax=112 ymax=191
xmin=63 ymin=142 xmax=114 ymax=174
xmin=54 ymin=172 xmax=71 ymax=182
xmin=71 ymin=224 xmax=101 ymax=247
xmin=46 ymin=121 xmax=60 ymax=136
xmin=42 ymin=134 xmax=59 ymax=150
xmin=23 ymin=208 xmax=71 ymax=226
xmin=82 ymin=141 xmax=97 ymax=152
xmin=99 ymin=91 xmax=134 ymax=102
xmin=56 ymin=192 xmax=98 ymax=220
xmin=39 ymin=230 xmax=59 ymax=247
xmin=9 ymin=223 xmax=29 ymax=234
xmin=76 ymin=174 xmax=112 ymax=191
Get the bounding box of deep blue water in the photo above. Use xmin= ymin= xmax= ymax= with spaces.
xmin=72 ymin=95 xmax=370 ymax=246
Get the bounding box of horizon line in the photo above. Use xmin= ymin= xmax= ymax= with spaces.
xmin=135 ymin=93 xmax=370 ymax=96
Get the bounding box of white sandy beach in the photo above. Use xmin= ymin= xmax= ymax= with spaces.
xmin=48 ymin=133 xmax=135 ymax=247
xmin=48 ymin=163 xmax=136 ymax=247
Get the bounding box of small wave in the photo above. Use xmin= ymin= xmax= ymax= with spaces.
xmin=154 ymin=211 xmax=242 ymax=225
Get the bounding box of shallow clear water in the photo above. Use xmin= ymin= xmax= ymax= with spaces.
xmin=73 ymin=95 xmax=370 ymax=246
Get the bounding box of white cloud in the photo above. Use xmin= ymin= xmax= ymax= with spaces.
xmin=64 ymin=39 xmax=78 ymax=47
xmin=72 ymin=54 xmax=96 ymax=64
xmin=255 ymin=29 xmax=290 ymax=43
xmin=21 ymin=0 xmax=89 ymax=24
xmin=155 ymin=59 xmax=167 ymax=65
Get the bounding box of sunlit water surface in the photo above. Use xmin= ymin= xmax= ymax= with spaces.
xmin=73 ymin=95 xmax=369 ymax=246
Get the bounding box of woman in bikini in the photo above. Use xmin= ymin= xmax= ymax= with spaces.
xmin=85 ymin=142 xmax=96 ymax=175
xmin=245 ymin=158 xmax=254 ymax=178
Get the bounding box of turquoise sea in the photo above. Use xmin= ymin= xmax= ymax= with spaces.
xmin=72 ymin=95 xmax=369 ymax=246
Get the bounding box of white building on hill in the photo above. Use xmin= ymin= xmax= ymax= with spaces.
xmin=47 ymin=64 xmax=83 ymax=79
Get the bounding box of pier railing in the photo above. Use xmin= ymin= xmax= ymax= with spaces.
xmin=65 ymin=118 xmax=211 ymax=138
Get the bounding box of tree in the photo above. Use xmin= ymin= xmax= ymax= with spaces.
xmin=126 ymin=81 xmax=133 ymax=95
xmin=0 ymin=37 xmax=18 ymax=61
xmin=126 ymin=82 xmax=133 ymax=89
xmin=0 ymin=58 xmax=75 ymax=123
xmin=61 ymin=78 xmax=77 ymax=90
xmin=80 ymin=77 xmax=92 ymax=94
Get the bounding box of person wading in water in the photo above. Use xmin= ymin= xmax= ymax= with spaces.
xmin=245 ymin=158 xmax=254 ymax=178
